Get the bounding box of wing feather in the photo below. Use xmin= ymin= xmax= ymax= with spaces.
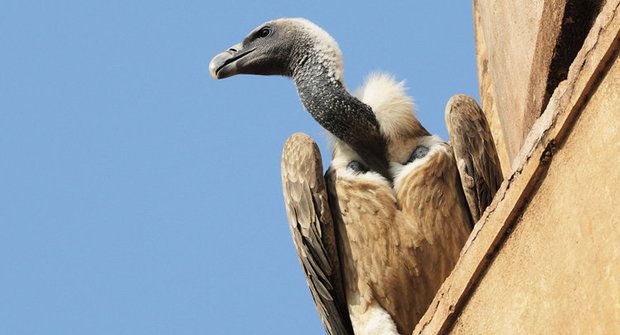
xmin=281 ymin=133 xmax=353 ymax=335
xmin=445 ymin=94 xmax=503 ymax=223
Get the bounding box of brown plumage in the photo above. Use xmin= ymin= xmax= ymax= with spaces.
xmin=445 ymin=94 xmax=503 ymax=222
xmin=326 ymin=136 xmax=471 ymax=334
xmin=281 ymin=133 xmax=353 ymax=335
xmin=282 ymin=74 xmax=501 ymax=335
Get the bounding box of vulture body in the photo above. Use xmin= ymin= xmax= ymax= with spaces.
xmin=210 ymin=18 xmax=503 ymax=335
xmin=283 ymin=75 xmax=499 ymax=335
xmin=324 ymin=74 xmax=473 ymax=334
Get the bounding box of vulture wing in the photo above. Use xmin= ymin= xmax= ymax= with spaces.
xmin=445 ymin=94 xmax=503 ymax=223
xmin=281 ymin=133 xmax=353 ymax=335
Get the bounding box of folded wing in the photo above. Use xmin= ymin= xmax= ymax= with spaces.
xmin=281 ymin=133 xmax=353 ymax=335
xmin=445 ymin=95 xmax=504 ymax=223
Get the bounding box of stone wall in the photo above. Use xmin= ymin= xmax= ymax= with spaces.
xmin=413 ymin=1 xmax=620 ymax=333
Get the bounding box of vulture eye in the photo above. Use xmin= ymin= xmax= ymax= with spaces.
xmin=347 ymin=160 xmax=368 ymax=174
xmin=408 ymin=145 xmax=429 ymax=163
xmin=257 ymin=27 xmax=271 ymax=38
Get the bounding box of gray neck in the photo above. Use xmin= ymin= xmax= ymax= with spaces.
xmin=292 ymin=59 xmax=354 ymax=140
xmin=291 ymin=54 xmax=391 ymax=179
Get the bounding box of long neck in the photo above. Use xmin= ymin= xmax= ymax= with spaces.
xmin=293 ymin=61 xmax=360 ymax=143
xmin=292 ymin=55 xmax=391 ymax=179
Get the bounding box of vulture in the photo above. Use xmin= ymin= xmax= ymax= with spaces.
xmin=210 ymin=18 xmax=503 ymax=335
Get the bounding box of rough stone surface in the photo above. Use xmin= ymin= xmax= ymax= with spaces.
xmin=413 ymin=1 xmax=620 ymax=333
xmin=473 ymin=3 xmax=511 ymax=177
xmin=473 ymin=0 xmax=602 ymax=171
xmin=452 ymin=52 xmax=620 ymax=334
xmin=474 ymin=0 xmax=545 ymax=163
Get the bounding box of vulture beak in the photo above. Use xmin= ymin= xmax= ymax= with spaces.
xmin=209 ymin=43 xmax=256 ymax=80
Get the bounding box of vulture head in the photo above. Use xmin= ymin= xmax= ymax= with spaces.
xmin=209 ymin=18 xmax=342 ymax=81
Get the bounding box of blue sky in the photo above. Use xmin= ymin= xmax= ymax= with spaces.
xmin=0 ymin=1 xmax=478 ymax=334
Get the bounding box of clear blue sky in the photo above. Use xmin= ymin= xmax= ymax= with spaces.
xmin=0 ymin=1 xmax=478 ymax=334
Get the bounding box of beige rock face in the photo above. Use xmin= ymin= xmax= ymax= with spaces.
xmin=474 ymin=0 xmax=602 ymax=172
xmin=473 ymin=4 xmax=512 ymax=177
xmin=452 ymin=53 xmax=620 ymax=334
xmin=474 ymin=0 xmax=545 ymax=166
xmin=413 ymin=1 xmax=620 ymax=333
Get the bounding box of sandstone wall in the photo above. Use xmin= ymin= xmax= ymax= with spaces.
xmin=414 ymin=1 xmax=620 ymax=333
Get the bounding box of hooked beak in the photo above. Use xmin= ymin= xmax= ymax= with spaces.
xmin=209 ymin=43 xmax=256 ymax=80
